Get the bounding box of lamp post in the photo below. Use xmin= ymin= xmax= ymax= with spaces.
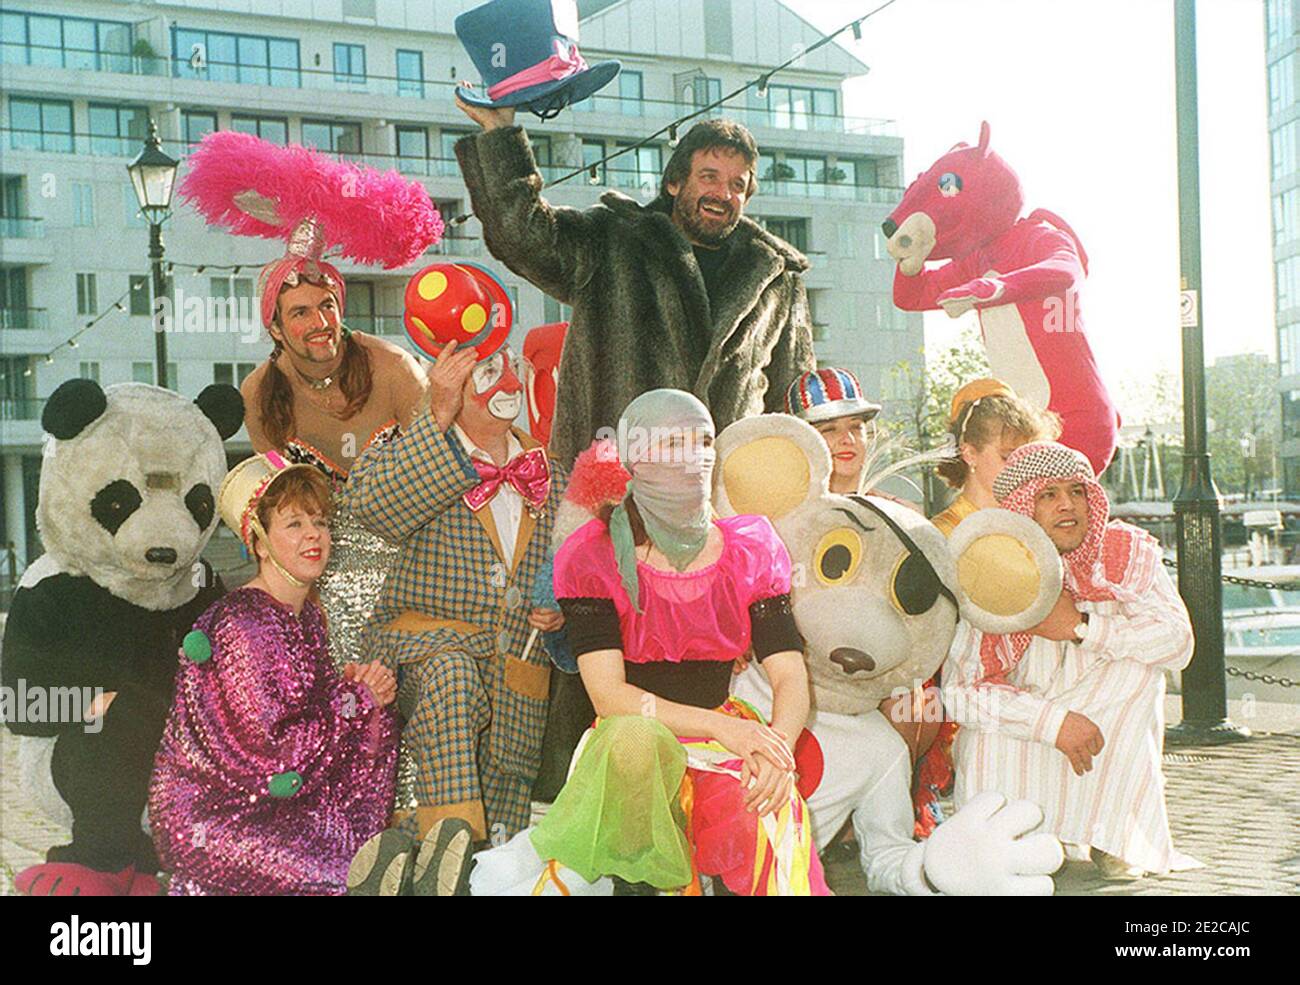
xmin=126 ymin=119 xmax=179 ymax=388
xmin=1168 ymin=0 xmax=1248 ymax=744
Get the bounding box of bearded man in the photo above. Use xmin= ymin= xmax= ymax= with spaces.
xmin=453 ymin=97 xmax=815 ymax=469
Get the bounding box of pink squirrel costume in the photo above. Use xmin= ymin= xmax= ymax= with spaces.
xmin=884 ymin=122 xmax=1119 ymax=476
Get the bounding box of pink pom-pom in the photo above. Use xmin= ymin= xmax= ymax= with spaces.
xmin=564 ymin=439 xmax=630 ymax=512
xmin=178 ymin=131 xmax=442 ymax=268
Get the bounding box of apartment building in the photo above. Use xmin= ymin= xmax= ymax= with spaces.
xmin=0 ymin=0 xmax=918 ymax=569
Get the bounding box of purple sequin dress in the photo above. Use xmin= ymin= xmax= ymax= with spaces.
xmin=149 ymin=587 xmax=399 ymax=895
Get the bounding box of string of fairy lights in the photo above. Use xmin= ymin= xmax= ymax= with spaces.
xmin=9 ymin=1 xmax=898 ymax=373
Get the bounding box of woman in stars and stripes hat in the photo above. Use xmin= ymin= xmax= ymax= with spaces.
xmin=785 ymin=367 xmax=882 ymax=497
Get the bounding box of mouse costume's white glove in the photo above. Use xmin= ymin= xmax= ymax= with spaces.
xmin=922 ymin=791 xmax=1062 ymax=896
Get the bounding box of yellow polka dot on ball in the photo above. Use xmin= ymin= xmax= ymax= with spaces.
xmin=417 ymin=271 xmax=447 ymax=301
xmin=958 ymin=534 xmax=1040 ymax=617
xmin=461 ymin=303 xmax=487 ymax=334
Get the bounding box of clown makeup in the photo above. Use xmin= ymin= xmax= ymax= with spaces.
xmin=1032 ymin=479 xmax=1090 ymax=553
xmin=813 ymin=414 xmax=877 ymax=494
xmin=470 ymin=347 xmax=524 ymax=421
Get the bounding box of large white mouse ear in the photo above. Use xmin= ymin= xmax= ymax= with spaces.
xmin=714 ymin=414 xmax=830 ymax=520
xmin=948 ymin=508 xmax=1062 ymax=634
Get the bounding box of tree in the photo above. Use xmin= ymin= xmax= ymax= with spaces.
xmin=883 ymin=325 xmax=989 ymax=513
xmin=1206 ymin=353 xmax=1281 ymax=498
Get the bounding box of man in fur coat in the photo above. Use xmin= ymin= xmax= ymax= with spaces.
xmin=454 ymin=95 xmax=816 ymax=469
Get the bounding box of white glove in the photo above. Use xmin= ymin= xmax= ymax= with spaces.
xmin=921 ymin=790 xmax=1063 ymax=896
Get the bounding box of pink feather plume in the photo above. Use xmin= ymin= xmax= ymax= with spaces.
xmin=565 ymin=439 xmax=630 ymax=512
xmin=178 ymin=130 xmax=443 ymax=268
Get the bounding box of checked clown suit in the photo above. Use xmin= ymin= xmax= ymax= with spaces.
xmin=345 ymin=409 xmax=566 ymax=843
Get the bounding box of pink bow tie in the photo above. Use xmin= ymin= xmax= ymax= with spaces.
xmin=464 ymin=447 xmax=550 ymax=513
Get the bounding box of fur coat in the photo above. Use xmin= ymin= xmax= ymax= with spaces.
xmin=456 ymin=126 xmax=816 ymax=466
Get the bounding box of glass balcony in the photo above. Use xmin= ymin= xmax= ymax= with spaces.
xmin=759 ymin=179 xmax=903 ymax=204
xmin=0 ymin=308 xmax=48 ymax=329
xmin=426 ymin=236 xmax=485 ymax=257
xmin=0 ymin=217 xmax=43 ymax=238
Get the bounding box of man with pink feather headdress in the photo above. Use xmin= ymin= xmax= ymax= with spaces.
xmin=180 ymin=131 xmax=444 ymax=668
xmin=944 ymin=441 xmax=1199 ymax=881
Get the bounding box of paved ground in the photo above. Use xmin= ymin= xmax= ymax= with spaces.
xmin=3 ymin=695 xmax=1294 ymax=896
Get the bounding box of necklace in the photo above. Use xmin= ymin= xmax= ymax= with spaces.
xmin=294 ymin=366 xmax=336 ymax=391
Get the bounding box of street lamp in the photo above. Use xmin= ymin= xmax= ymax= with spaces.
xmin=126 ymin=119 xmax=178 ymax=388
xmin=1168 ymin=0 xmax=1248 ymax=744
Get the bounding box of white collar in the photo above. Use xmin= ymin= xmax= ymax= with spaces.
xmin=452 ymin=423 xmax=523 ymax=465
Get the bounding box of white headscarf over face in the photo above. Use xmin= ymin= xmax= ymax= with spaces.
xmin=610 ymin=389 xmax=716 ymax=611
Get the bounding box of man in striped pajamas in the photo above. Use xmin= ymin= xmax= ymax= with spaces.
xmin=946 ymin=441 xmax=1199 ymax=880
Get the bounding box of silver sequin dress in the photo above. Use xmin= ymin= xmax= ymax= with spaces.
xmin=285 ymin=425 xmax=400 ymax=669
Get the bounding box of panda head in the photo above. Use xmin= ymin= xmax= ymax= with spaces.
xmin=37 ymin=379 xmax=244 ymax=611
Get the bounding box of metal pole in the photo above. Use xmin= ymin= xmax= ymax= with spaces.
xmin=150 ymin=221 xmax=169 ymax=388
xmin=1168 ymin=0 xmax=1248 ymax=744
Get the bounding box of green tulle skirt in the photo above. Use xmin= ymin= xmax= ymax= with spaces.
xmin=529 ymin=716 xmax=693 ymax=889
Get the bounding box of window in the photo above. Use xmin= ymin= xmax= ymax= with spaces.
xmin=88 ymin=103 xmax=149 ymax=157
xmin=759 ymin=217 xmax=809 ymax=253
xmin=208 ymin=276 xmax=254 ymax=332
xmin=133 ymin=361 xmax=177 ymax=388
xmin=440 ymin=129 xmax=472 ymax=176
xmin=182 ymin=110 xmax=217 ymax=147
xmin=334 ymin=43 xmax=366 ymax=86
xmin=543 ymin=296 xmax=572 ymax=322
xmin=396 ymin=49 xmax=424 ymax=97
xmin=79 ymin=361 xmax=100 ymax=383
xmin=619 ymin=70 xmax=643 ymax=116
xmin=1277 ymin=255 xmax=1300 ymax=311
xmin=703 ymin=0 xmax=733 ymax=56
xmin=582 ymin=140 xmax=606 ymax=184
xmin=0 ymin=267 xmax=30 ymax=326
xmin=764 ymin=85 xmax=838 ymax=131
xmin=231 ymin=115 xmax=288 ymax=145
xmin=396 ymin=125 xmax=429 ymax=172
xmin=612 ymin=143 xmax=661 ymax=193
xmin=172 ymin=28 xmax=300 ymax=87
xmin=1276 ymin=188 xmax=1300 ymax=246
xmin=1271 ymin=53 xmax=1296 ymax=116
xmin=213 ymin=362 xmax=257 ymax=387
xmin=1273 ymin=121 xmax=1298 ymax=182
xmin=783 ymin=154 xmax=827 ymax=189
xmin=72 ymin=182 xmax=94 ymax=227
xmin=1268 ymin=0 xmax=1294 ymax=48
xmin=302 ymin=120 xmax=362 ymax=156
xmin=0 ymin=12 xmax=133 ymax=72
xmin=682 ymin=75 xmax=722 ymax=114
xmin=129 ymin=275 xmax=152 ymax=316
xmin=8 ymin=98 xmax=74 ymax=153
xmin=76 ymin=273 xmax=97 ymax=316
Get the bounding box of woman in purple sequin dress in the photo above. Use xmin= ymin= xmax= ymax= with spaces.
xmin=149 ymin=454 xmax=399 ymax=895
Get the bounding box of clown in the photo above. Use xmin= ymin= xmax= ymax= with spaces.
xmin=339 ymin=292 xmax=568 ymax=879
xmin=179 ymin=130 xmax=440 ymax=668
xmin=884 ymin=123 xmax=1119 ymax=475
xmin=946 ymin=442 xmax=1198 ymax=880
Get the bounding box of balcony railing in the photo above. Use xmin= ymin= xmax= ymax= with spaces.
xmin=0 ymin=397 xmax=43 ymax=422
xmin=760 ymin=179 xmax=903 ymax=204
xmin=0 ymin=308 xmax=48 ymax=329
xmin=426 ymin=236 xmax=485 ymax=257
xmin=0 ymin=216 xmax=43 ymax=238
xmin=0 ymin=42 xmax=898 ymax=137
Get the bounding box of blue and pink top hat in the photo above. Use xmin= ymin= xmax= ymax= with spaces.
xmin=455 ymin=0 xmax=621 ymax=120
xmin=785 ymin=367 xmax=882 ymax=424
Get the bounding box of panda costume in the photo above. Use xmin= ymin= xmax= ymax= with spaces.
xmin=2 ymin=378 xmax=243 ymax=896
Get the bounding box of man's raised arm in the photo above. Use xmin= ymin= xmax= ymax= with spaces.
xmin=453 ymin=90 xmax=597 ymax=304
